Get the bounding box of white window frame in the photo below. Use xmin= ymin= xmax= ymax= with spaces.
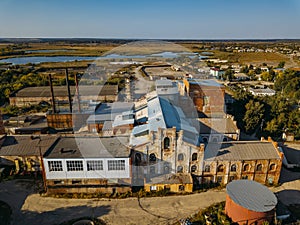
xmin=87 ymin=160 xmax=103 ymax=171
xmin=107 ymin=160 xmax=125 ymax=171
xmin=48 ymin=161 xmax=63 ymax=172
xmin=66 ymin=160 xmax=84 ymax=171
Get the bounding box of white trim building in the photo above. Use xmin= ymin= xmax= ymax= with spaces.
xmin=43 ymin=136 xmax=132 ymax=194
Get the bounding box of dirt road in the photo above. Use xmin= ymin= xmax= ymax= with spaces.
xmin=0 ymin=179 xmax=299 ymax=225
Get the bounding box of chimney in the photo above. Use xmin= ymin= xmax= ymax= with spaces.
xmin=48 ymin=74 xmax=56 ymax=113
xmin=75 ymin=73 xmax=81 ymax=113
xmin=0 ymin=110 xmax=5 ymax=134
xmin=65 ymin=68 xmax=72 ymax=113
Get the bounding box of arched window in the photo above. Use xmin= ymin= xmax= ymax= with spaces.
xmin=243 ymin=164 xmax=250 ymax=172
xmin=150 ymin=166 xmax=155 ymax=174
xmin=203 ymin=137 xmax=208 ymax=143
xmin=177 ymin=166 xmax=183 ymax=173
xmin=223 ymin=137 xmax=228 ymax=142
xmin=269 ymin=163 xmax=276 ymax=171
xmin=179 ymin=185 xmax=185 ymax=192
xmin=134 ymin=153 xmax=142 ymax=166
xmin=217 ymin=165 xmax=225 ymax=172
xmin=204 ymin=165 xmax=210 ymax=172
xmin=149 ymin=153 xmax=156 ymax=162
xmin=178 ymin=153 xmax=184 ymax=161
xmin=212 ymin=137 xmax=218 ymax=142
xmin=164 ymin=137 xmax=170 ymax=149
xmin=191 ymin=165 xmax=197 ymax=172
xmin=230 ymin=164 xmax=237 ymax=172
xmin=192 ymin=153 xmax=197 ymax=161
xmin=164 ymin=163 xmax=170 ymax=174
xmin=256 ymin=164 xmax=262 ymax=171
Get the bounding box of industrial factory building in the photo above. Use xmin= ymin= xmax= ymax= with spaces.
xmin=202 ymin=139 xmax=283 ymax=185
xmin=9 ymin=85 xmax=118 ymax=107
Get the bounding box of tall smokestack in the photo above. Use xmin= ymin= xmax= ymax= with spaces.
xmin=65 ymin=68 xmax=72 ymax=113
xmin=0 ymin=109 xmax=5 ymax=134
xmin=48 ymin=74 xmax=56 ymax=113
xmin=75 ymin=73 xmax=81 ymax=113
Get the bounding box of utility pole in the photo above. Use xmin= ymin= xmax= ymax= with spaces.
xmin=38 ymin=137 xmax=47 ymax=193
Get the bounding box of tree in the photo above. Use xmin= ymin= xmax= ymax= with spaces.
xmin=223 ymin=69 xmax=234 ymax=81
xmin=261 ymin=71 xmax=273 ymax=81
xmin=254 ymin=67 xmax=262 ymax=74
xmin=243 ymin=100 xmax=265 ymax=134
xmin=240 ymin=65 xmax=249 ymax=74
xmin=277 ymin=61 xmax=285 ymax=68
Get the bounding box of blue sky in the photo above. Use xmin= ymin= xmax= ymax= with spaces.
xmin=0 ymin=0 xmax=299 ymax=39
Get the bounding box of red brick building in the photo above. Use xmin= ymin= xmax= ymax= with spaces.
xmin=179 ymin=78 xmax=225 ymax=115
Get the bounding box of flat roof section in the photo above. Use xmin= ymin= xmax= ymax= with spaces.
xmin=44 ymin=136 xmax=130 ymax=159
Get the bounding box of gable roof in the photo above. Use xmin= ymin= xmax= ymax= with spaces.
xmin=204 ymin=141 xmax=281 ymax=161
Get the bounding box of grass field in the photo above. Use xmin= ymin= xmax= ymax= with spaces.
xmin=212 ymin=51 xmax=293 ymax=66
xmin=1 ymin=41 xmax=299 ymax=68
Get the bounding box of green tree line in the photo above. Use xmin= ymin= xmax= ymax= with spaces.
xmin=230 ymin=69 xmax=300 ymax=140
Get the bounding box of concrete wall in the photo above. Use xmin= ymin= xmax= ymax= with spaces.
xmin=46 ymin=185 xmax=131 ymax=194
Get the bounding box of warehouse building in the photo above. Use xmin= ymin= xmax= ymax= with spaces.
xmin=9 ymin=85 xmax=118 ymax=107
xmin=202 ymin=139 xmax=283 ymax=185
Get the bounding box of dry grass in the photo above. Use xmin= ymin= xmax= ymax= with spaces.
xmin=213 ymin=51 xmax=290 ymax=65
xmin=38 ymin=60 xmax=93 ymax=69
